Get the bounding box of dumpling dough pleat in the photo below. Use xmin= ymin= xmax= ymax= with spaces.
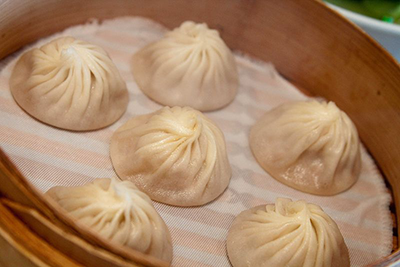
xmin=131 ymin=21 xmax=238 ymax=111
xmin=46 ymin=178 xmax=172 ymax=263
xmin=10 ymin=37 xmax=129 ymax=130
xmin=227 ymin=198 xmax=350 ymax=267
xmin=250 ymin=101 xmax=361 ymax=195
xmin=110 ymin=106 xmax=232 ymax=206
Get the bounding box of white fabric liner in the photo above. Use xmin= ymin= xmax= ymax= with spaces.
xmin=0 ymin=17 xmax=393 ymax=267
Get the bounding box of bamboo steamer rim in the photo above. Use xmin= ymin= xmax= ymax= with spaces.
xmin=0 ymin=0 xmax=399 ymax=266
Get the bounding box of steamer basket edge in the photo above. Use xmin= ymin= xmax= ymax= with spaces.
xmin=0 ymin=0 xmax=399 ymax=266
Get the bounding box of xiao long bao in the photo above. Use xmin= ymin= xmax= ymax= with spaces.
xmin=10 ymin=37 xmax=129 ymax=131
xmin=46 ymin=178 xmax=173 ymax=263
xmin=110 ymin=106 xmax=232 ymax=206
xmin=250 ymin=100 xmax=361 ymax=195
xmin=131 ymin=21 xmax=239 ymax=111
xmin=227 ymin=198 xmax=350 ymax=267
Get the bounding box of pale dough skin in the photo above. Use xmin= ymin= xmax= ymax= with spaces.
xmin=46 ymin=178 xmax=173 ymax=263
xmin=131 ymin=21 xmax=238 ymax=112
xmin=250 ymin=101 xmax=361 ymax=195
xmin=110 ymin=106 xmax=232 ymax=206
xmin=227 ymin=198 xmax=350 ymax=267
xmin=10 ymin=37 xmax=129 ymax=131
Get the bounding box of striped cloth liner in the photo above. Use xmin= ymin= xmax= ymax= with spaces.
xmin=0 ymin=17 xmax=393 ymax=267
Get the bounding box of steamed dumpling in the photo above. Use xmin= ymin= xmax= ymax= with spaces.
xmin=10 ymin=37 xmax=129 ymax=130
xmin=45 ymin=178 xmax=172 ymax=263
xmin=131 ymin=21 xmax=238 ymax=111
xmin=250 ymin=101 xmax=361 ymax=195
xmin=227 ymin=198 xmax=350 ymax=267
xmin=110 ymin=106 xmax=231 ymax=206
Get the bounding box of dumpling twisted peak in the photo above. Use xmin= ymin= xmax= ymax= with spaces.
xmin=167 ymin=21 xmax=223 ymax=48
xmin=131 ymin=21 xmax=238 ymax=111
xmin=227 ymin=198 xmax=350 ymax=267
xmin=140 ymin=106 xmax=202 ymax=138
xmin=250 ymin=100 xmax=361 ymax=195
xmin=10 ymin=37 xmax=129 ymax=130
xmin=46 ymin=178 xmax=172 ymax=262
xmin=110 ymin=106 xmax=232 ymax=206
xmin=134 ymin=107 xmax=204 ymax=168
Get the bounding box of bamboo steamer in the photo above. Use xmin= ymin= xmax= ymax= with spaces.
xmin=0 ymin=0 xmax=399 ymax=266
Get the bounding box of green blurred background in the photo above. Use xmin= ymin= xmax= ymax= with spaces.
xmin=325 ymin=0 xmax=400 ymax=24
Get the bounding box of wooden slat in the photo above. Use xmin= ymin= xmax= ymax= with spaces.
xmin=1 ymin=198 xmax=142 ymax=267
xmin=0 ymin=200 xmax=82 ymax=267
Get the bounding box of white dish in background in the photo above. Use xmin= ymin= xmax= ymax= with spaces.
xmin=328 ymin=4 xmax=400 ymax=62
